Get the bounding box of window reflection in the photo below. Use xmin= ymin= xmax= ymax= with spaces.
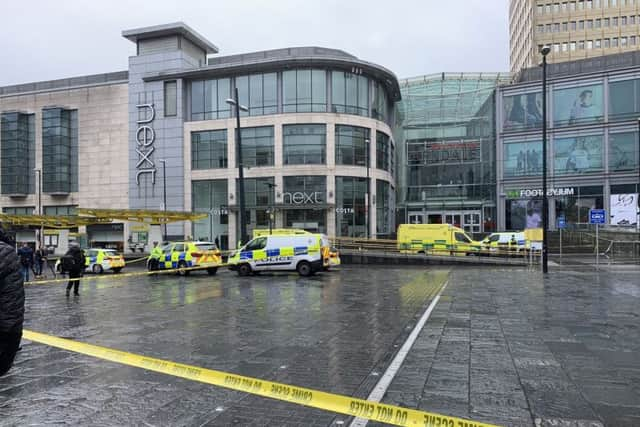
xmin=335 ymin=125 xmax=369 ymax=166
xmin=283 ymin=124 xmax=326 ymax=165
xmin=331 ymin=71 xmax=369 ymax=116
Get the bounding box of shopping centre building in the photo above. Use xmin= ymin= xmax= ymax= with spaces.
xmin=0 ymin=22 xmax=400 ymax=251
xmin=497 ymin=51 xmax=640 ymax=231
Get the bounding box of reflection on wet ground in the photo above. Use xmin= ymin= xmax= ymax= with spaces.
xmin=1 ymin=267 xmax=449 ymax=426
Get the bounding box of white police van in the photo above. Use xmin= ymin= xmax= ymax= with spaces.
xmin=228 ymin=234 xmax=330 ymax=277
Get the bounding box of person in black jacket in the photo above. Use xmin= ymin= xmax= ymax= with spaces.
xmin=0 ymin=227 xmax=25 ymax=377
xmin=64 ymin=243 xmax=85 ymax=297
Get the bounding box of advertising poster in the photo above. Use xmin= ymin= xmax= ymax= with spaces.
xmin=508 ymin=199 xmax=542 ymax=230
xmin=609 ymin=132 xmax=637 ymax=171
xmin=504 ymin=141 xmax=542 ymax=176
xmin=553 ymin=84 xmax=603 ymax=125
xmin=554 ymin=135 xmax=603 ymax=175
xmin=503 ymin=92 xmax=542 ymax=130
xmin=610 ymin=194 xmax=638 ymax=226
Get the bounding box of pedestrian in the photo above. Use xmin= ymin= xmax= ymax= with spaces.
xmin=0 ymin=227 xmax=25 ymax=377
xmin=214 ymin=236 xmax=220 ymax=249
xmin=62 ymin=242 xmax=85 ymax=297
xmin=34 ymin=247 xmax=46 ymax=278
xmin=149 ymin=241 xmax=163 ymax=271
xmin=16 ymin=242 xmax=33 ymax=282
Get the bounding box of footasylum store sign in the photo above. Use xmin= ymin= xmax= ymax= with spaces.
xmin=507 ymin=187 xmax=575 ymax=198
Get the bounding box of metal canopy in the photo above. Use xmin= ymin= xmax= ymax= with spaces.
xmin=77 ymin=208 xmax=207 ymax=224
xmin=0 ymin=213 xmax=112 ymax=229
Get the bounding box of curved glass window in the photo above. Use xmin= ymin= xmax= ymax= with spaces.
xmin=335 ymin=125 xmax=369 ymax=166
xmin=191 ymin=78 xmax=231 ymax=120
xmin=191 ymin=130 xmax=228 ymax=169
xmin=241 ymin=126 xmax=274 ymax=167
xmin=554 ymin=134 xmax=603 ymax=175
xmin=376 ymin=131 xmax=390 ymax=171
xmin=331 ymin=71 xmax=369 ymax=116
xmin=236 ymin=73 xmax=277 ymax=117
xmin=283 ymin=69 xmax=326 ymax=113
xmin=373 ymin=82 xmax=388 ymax=122
xmin=283 ymin=124 xmax=326 ymax=165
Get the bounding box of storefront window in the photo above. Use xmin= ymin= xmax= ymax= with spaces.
xmin=376 ymin=180 xmax=391 ymax=236
xmin=331 ymin=71 xmax=369 ymax=116
xmin=283 ymin=69 xmax=326 ymax=113
xmin=335 ymin=125 xmax=369 ymax=166
xmin=190 ymin=78 xmax=231 ymax=121
xmin=283 ymin=176 xmax=327 ymax=233
xmin=241 ymin=126 xmax=274 ymax=167
xmin=553 ymin=83 xmax=603 ymax=126
xmin=191 ymin=130 xmax=228 ymax=169
xmin=236 ymin=73 xmax=278 ymax=116
xmin=555 ymin=186 xmax=603 ymax=224
xmin=609 ymin=131 xmax=638 ymax=172
xmin=192 ymin=180 xmax=229 ymax=250
xmin=608 ymin=78 xmax=640 ymax=121
xmin=503 ymin=141 xmax=542 ymax=177
xmin=505 ymin=199 xmax=543 ymax=230
xmin=283 ymin=124 xmax=326 ymax=165
xmin=554 ymin=134 xmax=603 ymax=175
xmin=335 ymin=176 xmax=367 ymax=237
xmin=376 ymin=132 xmax=390 ymax=171
xmin=237 ymin=177 xmax=275 ymax=236
xmin=502 ymin=92 xmax=543 ymax=131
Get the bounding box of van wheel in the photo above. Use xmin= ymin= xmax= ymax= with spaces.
xmin=296 ymin=261 xmax=312 ymax=277
xmin=93 ymin=264 xmax=103 ymax=274
xmin=207 ymin=267 xmax=218 ymax=275
xmin=178 ymin=261 xmax=190 ymax=276
xmin=238 ymin=263 xmax=252 ymax=277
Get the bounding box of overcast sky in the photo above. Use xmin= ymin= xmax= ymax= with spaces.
xmin=0 ymin=0 xmax=509 ymax=87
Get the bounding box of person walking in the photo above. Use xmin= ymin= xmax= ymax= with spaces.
xmin=16 ymin=243 xmax=33 ymax=282
xmin=63 ymin=243 xmax=85 ymax=297
xmin=34 ymin=247 xmax=46 ymax=278
xmin=0 ymin=227 xmax=25 ymax=377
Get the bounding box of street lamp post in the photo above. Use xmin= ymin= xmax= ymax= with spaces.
xmin=34 ymin=168 xmax=43 ymax=249
xmin=541 ymin=45 xmax=550 ymax=274
xmin=158 ymin=159 xmax=167 ymax=242
xmin=226 ymin=89 xmax=249 ymax=246
xmin=264 ymin=182 xmax=277 ymax=235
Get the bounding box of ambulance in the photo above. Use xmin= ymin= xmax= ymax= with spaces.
xmin=397 ymin=224 xmax=481 ymax=256
xmin=228 ymin=233 xmax=330 ymax=276
xmin=147 ymin=241 xmax=222 ymax=276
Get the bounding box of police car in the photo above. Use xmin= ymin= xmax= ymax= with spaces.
xmin=481 ymin=232 xmax=527 ymax=255
xmin=55 ymin=248 xmax=125 ymax=274
xmin=228 ymin=234 xmax=330 ymax=277
xmin=147 ymin=241 xmax=222 ymax=276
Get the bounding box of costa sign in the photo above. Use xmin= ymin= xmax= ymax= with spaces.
xmin=135 ymin=103 xmax=156 ymax=185
xmin=283 ymin=191 xmax=323 ymax=204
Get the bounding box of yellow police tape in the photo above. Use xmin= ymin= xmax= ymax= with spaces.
xmin=24 ymin=263 xmax=228 ymax=286
xmin=22 ymin=329 xmax=498 ymax=427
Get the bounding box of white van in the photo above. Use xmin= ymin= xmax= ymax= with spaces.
xmin=228 ymin=234 xmax=330 ymax=277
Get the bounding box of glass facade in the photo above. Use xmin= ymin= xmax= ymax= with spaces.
xmin=502 ymin=92 xmax=542 ymax=131
xmin=503 ymin=140 xmax=542 ymax=177
xmin=554 ymin=134 xmax=604 ymax=175
xmin=42 ymin=107 xmax=78 ymax=194
xmin=335 ymin=125 xmax=369 ymax=166
xmin=241 ymin=126 xmax=274 ymax=167
xmin=283 ymin=124 xmax=326 ymax=165
xmin=335 ymin=176 xmax=367 ymax=237
xmin=283 ymin=69 xmax=326 ymax=113
xmin=376 ymin=179 xmax=391 ymax=236
xmin=553 ymin=83 xmax=604 ymax=126
xmin=237 ymin=177 xmax=275 ymax=236
xmin=1 ymin=112 xmax=35 ymax=195
xmin=331 ymin=71 xmax=369 ymax=116
xmin=555 ymin=186 xmax=604 ymax=225
xmin=609 ymin=131 xmax=638 ymax=172
xmin=376 ymin=131 xmax=391 ymax=172
xmin=191 ymin=78 xmax=231 ymax=121
xmin=283 ymin=176 xmax=327 ymax=233
xmin=191 ymin=129 xmax=228 ymax=169
xmin=43 ymin=205 xmax=77 ymax=215
xmin=236 ymin=73 xmax=278 ymax=116
xmin=192 ymin=180 xmax=229 ymax=249
xmin=609 ymin=78 xmax=640 ymax=122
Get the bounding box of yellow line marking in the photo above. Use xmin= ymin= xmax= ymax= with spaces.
xmin=22 ymin=330 xmax=499 ymax=427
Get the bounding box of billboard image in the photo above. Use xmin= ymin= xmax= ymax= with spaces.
xmin=504 ymin=141 xmax=542 ymax=176
xmin=503 ymin=92 xmax=542 ymax=131
xmin=553 ymin=84 xmax=603 ymax=126
xmin=508 ymin=199 xmax=542 ymax=230
xmin=554 ymin=135 xmax=603 ymax=175
xmin=610 ymin=194 xmax=638 ymax=226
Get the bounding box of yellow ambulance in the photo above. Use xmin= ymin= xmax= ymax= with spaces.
xmin=397 ymin=224 xmax=481 ymax=256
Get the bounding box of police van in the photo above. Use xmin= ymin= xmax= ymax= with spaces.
xmin=228 ymin=234 xmax=330 ymax=277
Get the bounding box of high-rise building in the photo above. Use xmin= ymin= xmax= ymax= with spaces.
xmin=510 ymin=0 xmax=640 ymax=73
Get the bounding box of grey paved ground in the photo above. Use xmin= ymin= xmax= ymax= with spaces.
xmin=1 ymin=265 xmax=638 ymax=426
xmin=373 ymin=267 xmax=640 ymax=427
xmin=0 ymin=266 xmax=448 ymax=426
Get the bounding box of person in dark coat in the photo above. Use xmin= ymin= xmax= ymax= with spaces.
xmin=0 ymin=227 xmax=25 ymax=377
xmin=64 ymin=243 xmax=85 ymax=297
xmin=16 ymin=243 xmax=33 ymax=282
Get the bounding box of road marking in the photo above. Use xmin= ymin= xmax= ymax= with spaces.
xmin=350 ymin=279 xmax=449 ymax=427
xmin=22 ymin=328 xmax=497 ymax=427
